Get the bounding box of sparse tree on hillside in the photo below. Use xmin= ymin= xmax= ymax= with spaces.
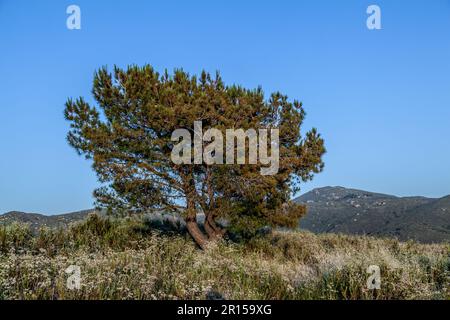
xmin=64 ymin=65 xmax=325 ymax=249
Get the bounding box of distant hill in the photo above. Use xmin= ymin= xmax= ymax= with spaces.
xmin=295 ymin=186 xmax=450 ymax=243
xmin=0 ymin=209 xmax=96 ymax=233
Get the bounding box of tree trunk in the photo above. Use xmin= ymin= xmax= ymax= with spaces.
xmin=203 ymin=166 xmax=226 ymax=239
xmin=204 ymin=218 xmax=219 ymax=239
xmin=181 ymin=171 xmax=212 ymax=249
xmin=186 ymin=215 xmax=209 ymax=250
xmin=185 ymin=193 xmax=209 ymax=249
xmin=204 ymin=211 xmax=226 ymax=239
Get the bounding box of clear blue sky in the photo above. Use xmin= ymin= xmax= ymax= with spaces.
xmin=1 ymin=0 xmax=449 ymax=214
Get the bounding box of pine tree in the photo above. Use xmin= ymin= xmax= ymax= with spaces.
xmin=64 ymin=65 xmax=325 ymax=249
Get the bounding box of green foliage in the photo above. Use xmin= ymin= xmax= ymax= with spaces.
xmin=1 ymin=214 xmax=150 ymax=255
xmin=0 ymin=223 xmax=33 ymax=253
xmin=64 ymin=65 xmax=326 ymax=245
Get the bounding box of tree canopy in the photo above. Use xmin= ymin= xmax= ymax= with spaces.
xmin=64 ymin=65 xmax=325 ymax=248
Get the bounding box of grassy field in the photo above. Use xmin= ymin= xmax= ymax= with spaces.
xmin=0 ymin=214 xmax=448 ymax=300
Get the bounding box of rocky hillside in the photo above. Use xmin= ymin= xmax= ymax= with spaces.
xmin=0 ymin=209 xmax=96 ymax=233
xmin=295 ymin=186 xmax=450 ymax=243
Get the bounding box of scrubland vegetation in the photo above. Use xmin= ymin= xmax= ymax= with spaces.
xmin=0 ymin=214 xmax=448 ymax=300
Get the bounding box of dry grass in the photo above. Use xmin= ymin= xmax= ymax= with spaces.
xmin=0 ymin=214 xmax=448 ymax=300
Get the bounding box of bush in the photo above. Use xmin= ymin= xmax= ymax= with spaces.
xmin=0 ymin=215 xmax=448 ymax=300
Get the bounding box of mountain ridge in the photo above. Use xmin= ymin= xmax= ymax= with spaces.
xmin=295 ymin=186 xmax=450 ymax=243
xmin=0 ymin=209 xmax=97 ymax=232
